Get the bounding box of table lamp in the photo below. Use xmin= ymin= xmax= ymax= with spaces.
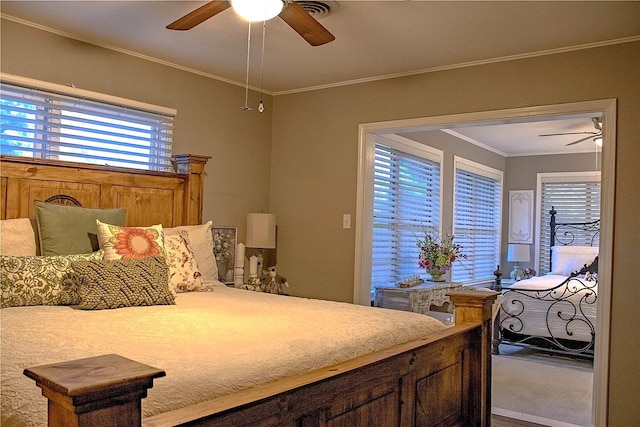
xmin=246 ymin=213 xmax=276 ymax=277
xmin=507 ymin=244 xmax=530 ymax=281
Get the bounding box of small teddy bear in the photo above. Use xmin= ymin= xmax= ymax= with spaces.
xmin=260 ymin=266 xmax=289 ymax=295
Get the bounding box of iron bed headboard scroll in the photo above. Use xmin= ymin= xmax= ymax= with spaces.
xmin=549 ymin=206 xmax=600 ymax=271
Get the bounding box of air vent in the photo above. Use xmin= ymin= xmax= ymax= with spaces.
xmin=296 ymin=1 xmax=333 ymax=18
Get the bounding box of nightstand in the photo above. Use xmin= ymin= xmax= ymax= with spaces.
xmin=499 ymin=279 xmax=516 ymax=289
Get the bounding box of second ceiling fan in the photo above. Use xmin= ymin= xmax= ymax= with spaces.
xmin=539 ymin=117 xmax=603 ymax=146
xmin=166 ymin=0 xmax=335 ymax=46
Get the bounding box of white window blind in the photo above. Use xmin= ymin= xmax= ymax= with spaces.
xmin=538 ymin=177 xmax=601 ymax=273
xmin=452 ymin=158 xmax=502 ymax=282
xmin=372 ymin=143 xmax=441 ymax=290
xmin=0 ymin=81 xmax=174 ymax=171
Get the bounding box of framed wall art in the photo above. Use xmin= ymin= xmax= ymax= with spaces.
xmin=211 ymin=226 xmax=237 ymax=283
xmin=508 ymin=190 xmax=534 ymax=244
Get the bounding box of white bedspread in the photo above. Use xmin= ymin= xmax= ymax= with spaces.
xmin=1 ymin=287 xmax=446 ymax=426
xmin=508 ymin=274 xmax=575 ymax=290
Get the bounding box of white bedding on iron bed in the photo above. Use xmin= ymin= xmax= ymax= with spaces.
xmin=500 ymin=274 xmax=597 ymax=341
xmin=1 ymin=286 xmax=446 ymax=426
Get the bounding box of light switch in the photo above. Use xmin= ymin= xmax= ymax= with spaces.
xmin=343 ymin=214 xmax=351 ymax=229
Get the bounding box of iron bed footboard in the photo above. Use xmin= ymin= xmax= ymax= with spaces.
xmin=494 ymin=274 xmax=597 ymax=357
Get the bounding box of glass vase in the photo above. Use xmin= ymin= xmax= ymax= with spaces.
xmin=427 ymin=268 xmax=445 ymax=282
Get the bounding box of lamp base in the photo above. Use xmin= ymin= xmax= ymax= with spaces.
xmin=510 ymin=263 xmax=525 ymax=281
xmin=256 ymin=251 xmax=264 ymax=277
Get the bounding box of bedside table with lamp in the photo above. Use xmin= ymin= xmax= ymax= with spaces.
xmin=507 ymin=243 xmax=530 ymax=281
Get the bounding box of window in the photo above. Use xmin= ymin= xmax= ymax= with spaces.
xmin=536 ymin=172 xmax=601 ymax=274
xmin=371 ymin=139 xmax=442 ymax=291
xmin=0 ymin=78 xmax=174 ymax=171
xmin=452 ymin=157 xmax=503 ymax=283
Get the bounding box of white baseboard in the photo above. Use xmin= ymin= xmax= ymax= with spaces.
xmin=492 ymin=407 xmax=593 ymax=427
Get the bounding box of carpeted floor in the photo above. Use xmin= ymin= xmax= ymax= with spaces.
xmin=492 ymin=346 xmax=594 ymax=427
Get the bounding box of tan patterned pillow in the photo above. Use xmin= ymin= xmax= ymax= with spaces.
xmin=1 ymin=251 xmax=103 ymax=308
xmin=96 ymin=220 xmax=165 ymax=260
xmin=73 ymin=256 xmax=174 ymax=310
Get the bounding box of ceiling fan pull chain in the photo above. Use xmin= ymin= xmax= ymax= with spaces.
xmin=258 ymin=21 xmax=266 ymax=113
xmin=241 ymin=21 xmax=252 ymax=111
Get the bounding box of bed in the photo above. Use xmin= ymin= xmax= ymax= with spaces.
xmin=493 ymin=208 xmax=599 ymax=357
xmin=1 ymin=154 xmax=497 ymax=427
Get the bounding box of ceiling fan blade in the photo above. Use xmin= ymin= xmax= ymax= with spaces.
xmin=539 ymin=131 xmax=598 ymax=137
xmin=566 ymin=134 xmax=599 ymax=146
xmin=167 ymin=1 xmax=231 ymax=31
xmin=279 ymin=1 xmax=335 ymax=46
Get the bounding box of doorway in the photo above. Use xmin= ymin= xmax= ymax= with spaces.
xmin=354 ymin=99 xmax=616 ymax=425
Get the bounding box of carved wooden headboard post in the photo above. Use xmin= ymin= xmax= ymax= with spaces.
xmin=173 ymin=154 xmax=210 ymax=225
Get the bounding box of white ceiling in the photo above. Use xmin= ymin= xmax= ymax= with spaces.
xmin=2 ymin=1 xmax=637 ymax=156
xmin=439 ymin=114 xmax=603 ymax=157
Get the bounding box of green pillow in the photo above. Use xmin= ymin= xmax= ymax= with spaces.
xmin=34 ymin=201 xmax=126 ymax=256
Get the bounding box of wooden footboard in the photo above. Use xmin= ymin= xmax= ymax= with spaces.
xmin=25 ymin=291 xmax=497 ymax=427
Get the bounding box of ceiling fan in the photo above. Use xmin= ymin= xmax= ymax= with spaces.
xmin=538 ymin=117 xmax=603 ymax=146
xmin=166 ymin=0 xmax=335 ymax=46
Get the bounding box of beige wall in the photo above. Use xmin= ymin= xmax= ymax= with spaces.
xmin=0 ymin=19 xmax=273 ymax=242
xmin=3 ymin=17 xmax=639 ymax=424
xmin=271 ymin=42 xmax=640 ymax=424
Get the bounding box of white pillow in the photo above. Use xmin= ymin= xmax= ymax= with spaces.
xmin=0 ymin=218 xmax=37 ymax=256
xmin=551 ymin=245 xmax=598 ymax=276
xmin=164 ymin=221 xmax=219 ymax=283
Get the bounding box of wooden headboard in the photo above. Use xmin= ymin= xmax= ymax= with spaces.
xmin=0 ymin=154 xmax=209 ymax=227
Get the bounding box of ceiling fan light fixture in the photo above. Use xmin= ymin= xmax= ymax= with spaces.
xmin=232 ymin=0 xmax=284 ymax=22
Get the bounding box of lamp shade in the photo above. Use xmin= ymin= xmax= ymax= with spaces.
xmin=246 ymin=213 xmax=276 ymax=249
xmin=507 ymin=244 xmax=530 ymax=263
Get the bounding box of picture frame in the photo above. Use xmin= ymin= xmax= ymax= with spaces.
xmin=211 ymin=226 xmax=237 ymax=283
xmin=508 ymin=190 xmax=534 ymax=244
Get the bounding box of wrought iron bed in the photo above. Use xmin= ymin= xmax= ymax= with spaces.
xmin=493 ymin=207 xmax=600 ymax=358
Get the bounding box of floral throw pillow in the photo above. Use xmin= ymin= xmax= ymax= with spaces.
xmin=164 ymin=221 xmax=219 ymax=283
xmin=1 ymin=251 xmax=103 ymax=308
xmin=96 ymin=220 xmax=165 ymax=261
xmin=165 ymin=232 xmax=213 ymax=293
